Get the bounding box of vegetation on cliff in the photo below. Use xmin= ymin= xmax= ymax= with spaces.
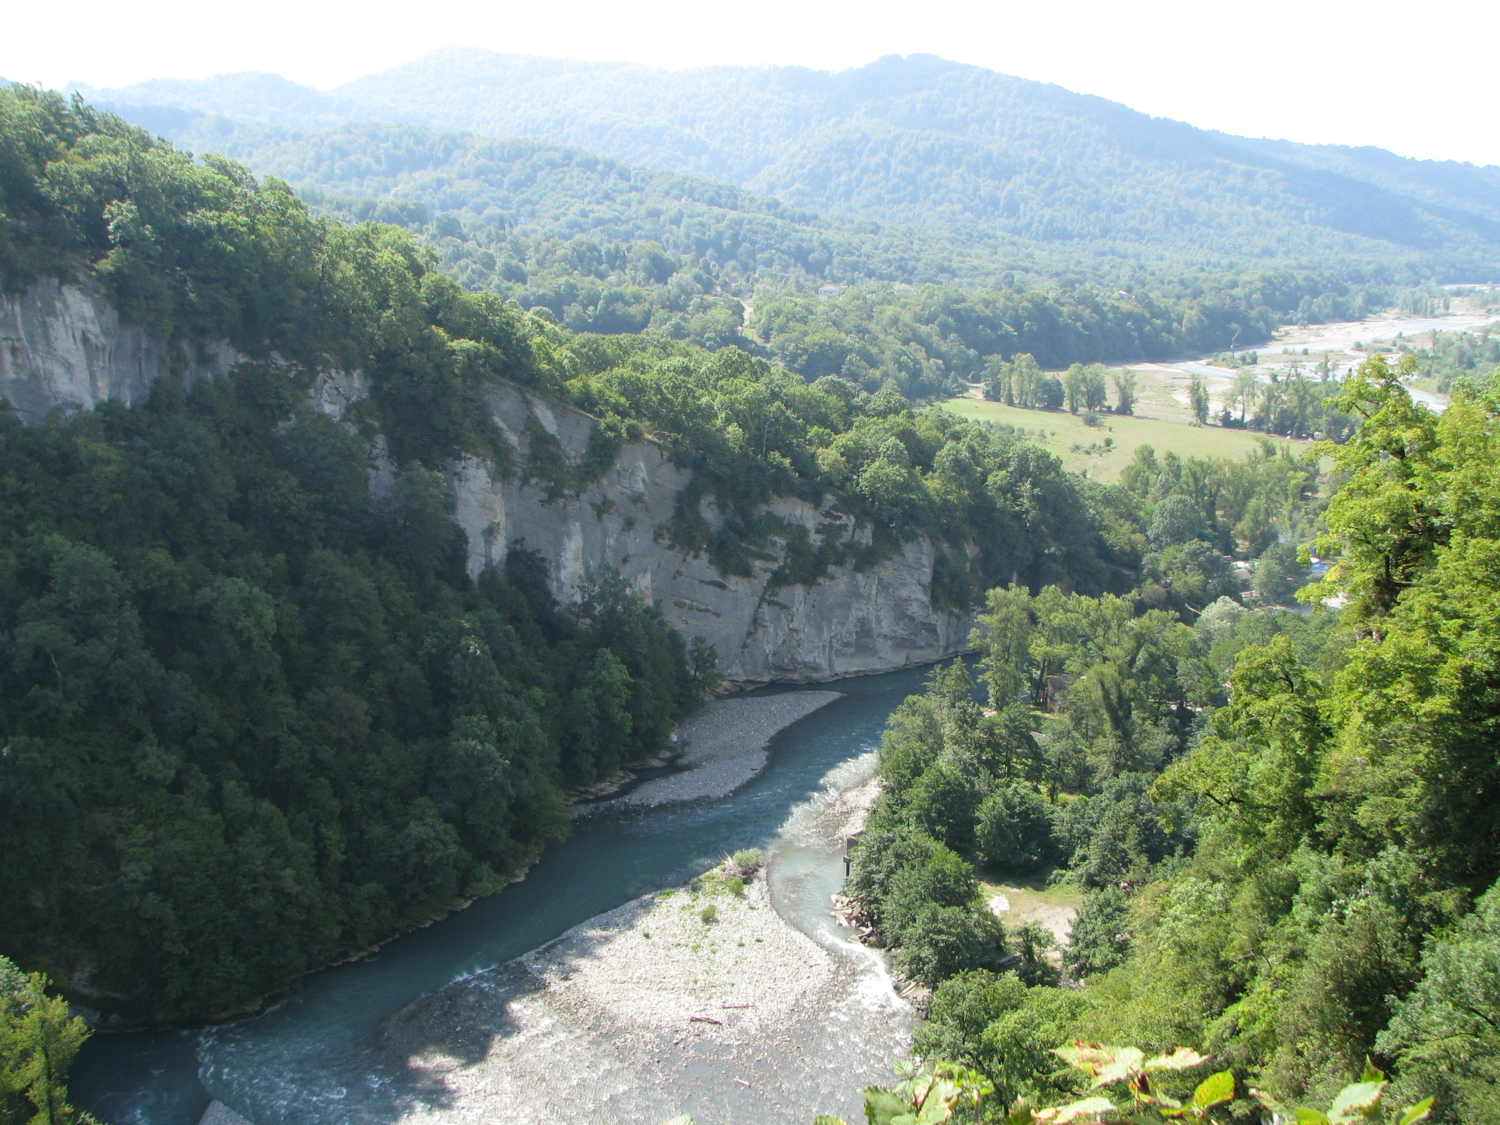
xmin=0 ymin=82 xmax=1160 ymax=1029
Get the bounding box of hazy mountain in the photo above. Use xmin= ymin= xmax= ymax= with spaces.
xmin=79 ymin=50 xmax=1500 ymax=277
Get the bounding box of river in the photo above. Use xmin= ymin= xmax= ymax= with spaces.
xmin=70 ymin=664 xmax=942 ymax=1125
xmin=1126 ymin=307 xmax=1500 ymax=413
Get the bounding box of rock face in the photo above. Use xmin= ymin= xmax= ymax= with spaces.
xmin=450 ymin=381 xmax=973 ymax=686
xmin=3 ymin=277 xmax=973 ymax=687
xmin=0 ymin=277 xmax=240 ymax=422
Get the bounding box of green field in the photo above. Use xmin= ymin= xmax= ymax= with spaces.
xmin=941 ymin=395 xmax=1299 ymax=480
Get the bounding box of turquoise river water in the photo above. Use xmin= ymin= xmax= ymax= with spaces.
xmin=70 ymin=663 xmax=943 ymax=1125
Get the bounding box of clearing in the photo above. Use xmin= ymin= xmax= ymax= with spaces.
xmin=977 ymin=868 xmax=1084 ymax=951
xmin=941 ymin=391 xmax=1294 ymax=481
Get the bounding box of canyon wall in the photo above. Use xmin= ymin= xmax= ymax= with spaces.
xmin=448 ymin=381 xmax=974 ymax=686
xmin=3 ymin=279 xmax=974 ymax=686
xmin=1 ymin=277 xmax=240 ymax=422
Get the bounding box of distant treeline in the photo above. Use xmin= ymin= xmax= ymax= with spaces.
xmin=100 ymin=112 xmax=1402 ymax=398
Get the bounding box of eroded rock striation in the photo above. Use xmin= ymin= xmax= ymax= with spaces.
xmin=451 ymin=381 xmax=974 ymax=686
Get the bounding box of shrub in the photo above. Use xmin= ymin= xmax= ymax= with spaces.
xmin=730 ymin=848 xmax=764 ymax=872
xmin=699 ymin=904 xmax=718 ymax=924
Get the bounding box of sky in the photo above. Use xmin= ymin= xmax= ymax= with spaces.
xmin=5 ymin=0 xmax=1499 ymax=167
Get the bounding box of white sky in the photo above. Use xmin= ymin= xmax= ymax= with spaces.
xmin=5 ymin=0 xmax=1498 ymax=167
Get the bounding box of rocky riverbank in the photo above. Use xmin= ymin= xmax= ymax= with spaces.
xmin=371 ymin=754 xmax=907 ymax=1125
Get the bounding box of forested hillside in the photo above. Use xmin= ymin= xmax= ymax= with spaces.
xmin=0 ymin=87 xmax=709 ymax=1024
xmin=845 ymin=356 xmax=1500 ymax=1123
xmin=59 ymin=109 xmax=1398 ymax=398
xmin=5 ymin=69 xmax=1500 ymax=1125
xmin=82 ymin=51 xmax=1500 ymax=278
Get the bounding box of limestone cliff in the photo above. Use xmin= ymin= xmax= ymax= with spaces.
xmin=1 ymin=277 xmax=240 ymax=422
xmin=449 ymin=381 xmax=974 ymax=686
xmin=2 ymin=278 xmax=973 ymax=686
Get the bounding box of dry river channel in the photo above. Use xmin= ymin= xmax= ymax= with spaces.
xmin=71 ymin=664 xmax=953 ymax=1125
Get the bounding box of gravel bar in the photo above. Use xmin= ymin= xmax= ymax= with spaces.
xmin=581 ymin=691 xmax=845 ymax=813
xmin=377 ymin=766 xmax=910 ymax=1125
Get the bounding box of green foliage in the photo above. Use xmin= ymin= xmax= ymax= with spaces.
xmin=1376 ymin=878 xmax=1500 ymax=1123
xmin=0 ymin=347 xmax=695 ymax=1028
xmin=859 ymin=1061 xmax=995 ymax=1125
xmin=975 ymin=785 xmax=1056 ymax=872
xmin=1250 ymin=540 xmax=1306 ymax=603
xmin=84 ymin=89 xmax=1451 ymax=415
xmin=1042 ymin=1043 xmax=1231 ymax=1123
xmin=1006 ymin=364 xmax=1500 ymax=1117
xmin=1065 ymin=887 xmax=1132 ymax=979
xmin=0 ymin=957 xmax=92 ymax=1125
xmin=1382 ymin=325 xmax=1500 ymax=394
xmin=849 ymin=407 xmax=1500 ymax=1120
xmin=0 ymin=86 xmax=548 ymax=469
xmin=729 ymin=848 xmax=764 ymax=872
xmin=566 ymin=346 xmax=1120 ymax=590
xmin=760 ymin=279 xmax=1342 ymax=402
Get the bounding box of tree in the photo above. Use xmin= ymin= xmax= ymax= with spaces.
xmin=1067 ymin=885 xmax=1131 ymax=977
xmin=1012 ymin=354 xmax=1043 ymax=408
xmin=891 ymin=903 xmax=1004 ymax=987
xmin=1112 ymin=370 xmax=1137 ymax=415
xmin=1064 ymin=365 xmax=1086 ymax=413
xmin=1148 ymin=494 xmax=1208 ymax=547
xmin=977 ymin=584 xmax=1033 ymax=708
xmin=1252 ymin=541 xmax=1304 ymax=603
xmin=1083 ymin=366 xmax=1111 ymax=413
xmin=1187 ymin=374 xmax=1210 ymax=424
xmin=1231 ymin=368 xmax=1259 ymax=424
xmin=975 ymin=783 xmax=1055 ymax=871
xmin=1378 ymin=879 xmax=1500 ymax=1124
xmin=0 ymin=958 xmax=91 ymax=1125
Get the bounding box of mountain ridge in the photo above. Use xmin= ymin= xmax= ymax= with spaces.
xmin=74 ymin=50 xmax=1500 ymax=279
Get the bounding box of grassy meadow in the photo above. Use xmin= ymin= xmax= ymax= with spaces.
xmin=941 ymin=371 xmax=1302 ymax=480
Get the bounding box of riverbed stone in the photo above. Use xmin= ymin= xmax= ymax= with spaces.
xmin=199 ymin=1102 xmax=254 ymax=1125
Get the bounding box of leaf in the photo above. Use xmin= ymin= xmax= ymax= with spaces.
xmin=1327 ymin=1081 xmax=1385 ymax=1123
xmin=1090 ymin=1048 xmax=1145 ymax=1087
xmin=1396 ymin=1100 xmax=1433 ymax=1125
xmin=660 ymin=1117 xmax=694 ymax=1125
xmin=1292 ymin=1111 xmax=1331 ymax=1125
xmin=1054 ymin=1043 xmax=1120 ymax=1074
xmin=813 ymin=1118 xmax=851 ymax=1125
xmin=1145 ymin=1048 xmax=1210 ymax=1073
xmin=863 ymin=1086 xmax=914 ymax=1125
xmin=1188 ymin=1071 xmax=1236 ymax=1111
xmin=1035 ymin=1097 xmax=1119 ymax=1122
